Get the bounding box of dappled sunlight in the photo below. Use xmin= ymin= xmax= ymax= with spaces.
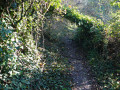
xmin=0 ymin=0 xmax=119 ymax=89
xmin=44 ymin=15 xmax=78 ymax=41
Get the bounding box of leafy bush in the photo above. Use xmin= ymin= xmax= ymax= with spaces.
xmin=0 ymin=20 xmax=42 ymax=89
xmin=62 ymin=5 xmax=120 ymax=89
xmin=63 ymin=8 xmax=105 ymax=52
xmin=106 ymin=11 xmax=120 ymax=66
xmin=0 ymin=0 xmax=71 ymax=89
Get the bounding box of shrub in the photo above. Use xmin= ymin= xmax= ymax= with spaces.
xmin=63 ymin=8 xmax=105 ymax=52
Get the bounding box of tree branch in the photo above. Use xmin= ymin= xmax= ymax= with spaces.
xmin=16 ymin=0 xmax=34 ymax=24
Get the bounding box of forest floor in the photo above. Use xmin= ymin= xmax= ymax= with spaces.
xmin=61 ymin=36 xmax=99 ymax=90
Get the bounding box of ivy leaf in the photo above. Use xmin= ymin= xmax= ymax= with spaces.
xmin=21 ymin=80 xmax=30 ymax=85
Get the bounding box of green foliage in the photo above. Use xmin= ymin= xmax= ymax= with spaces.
xmin=0 ymin=20 xmax=42 ymax=89
xmin=63 ymin=8 xmax=105 ymax=52
xmin=111 ymin=0 xmax=120 ymax=8
xmin=0 ymin=0 xmax=71 ymax=89
xmin=62 ymin=5 xmax=120 ymax=89
xmin=62 ymin=0 xmax=118 ymax=22
xmin=105 ymin=0 xmax=120 ymax=66
xmin=0 ymin=0 xmax=119 ymax=89
xmin=44 ymin=1 xmax=120 ymax=89
xmin=87 ymin=50 xmax=120 ymax=89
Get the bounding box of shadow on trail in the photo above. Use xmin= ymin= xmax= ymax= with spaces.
xmin=43 ymin=15 xmax=100 ymax=90
xmin=61 ymin=37 xmax=100 ymax=90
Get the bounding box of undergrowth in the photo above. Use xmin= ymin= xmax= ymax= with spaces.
xmin=0 ymin=0 xmax=119 ymax=89
xmin=0 ymin=0 xmax=71 ymax=89
xmin=61 ymin=7 xmax=120 ymax=89
xmin=0 ymin=28 xmax=71 ymax=89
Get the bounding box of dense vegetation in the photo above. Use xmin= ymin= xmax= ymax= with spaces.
xmin=62 ymin=0 xmax=119 ymax=22
xmin=62 ymin=1 xmax=120 ymax=89
xmin=0 ymin=0 xmax=120 ymax=89
xmin=0 ymin=0 xmax=71 ymax=89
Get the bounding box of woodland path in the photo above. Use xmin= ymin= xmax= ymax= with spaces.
xmin=62 ymin=37 xmax=99 ymax=90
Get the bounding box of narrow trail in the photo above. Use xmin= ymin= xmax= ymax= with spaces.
xmin=62 ymin=37 xmax=99 ymax=90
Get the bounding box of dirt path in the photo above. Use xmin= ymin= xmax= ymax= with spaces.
xmin=62 ymin=37 xmax=99 ymax=90
xmin=46 ymin=15 xmax=99 ymax=89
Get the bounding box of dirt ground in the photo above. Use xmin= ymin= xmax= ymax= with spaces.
xmin=62 ymin=37 xmax=100 ymax=90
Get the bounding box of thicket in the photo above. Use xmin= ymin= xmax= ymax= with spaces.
xmin=0 ymin=0 xmax=71 ymax=89
xmin=64 ymin=8 xmax=105 ymax=52
xmin=0 ymin=0 xmax=120 ymax=89
xmin=62 ymin=0 xmax=119 ymax=23
xmin=61 ymin=1 xmax=120 ymax=89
